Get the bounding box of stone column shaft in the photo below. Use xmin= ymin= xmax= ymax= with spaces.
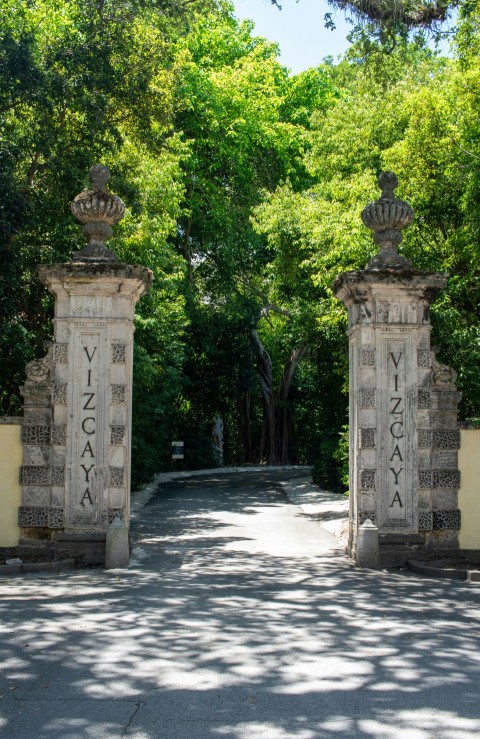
xmin=334 ymin=269 xmax=448 ymax=559
xmin=333 ymin=172 xmax=462 ymax=566
xmin=38 ymin=263 xmax=151 ymax=531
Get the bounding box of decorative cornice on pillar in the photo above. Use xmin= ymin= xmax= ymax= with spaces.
xmin=38 ymin=262 xmax=153 ymax=295
xmin=361 ymin=171 xmax=414 ymax=270
xmin=333 ymin=268 xmax=448 ymax=308
xmin=70 ymin=164 xmax=126 ymax=263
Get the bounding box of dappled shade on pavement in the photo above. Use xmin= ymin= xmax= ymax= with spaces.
xmin=1 ymin=470 xmax=480 ymax=738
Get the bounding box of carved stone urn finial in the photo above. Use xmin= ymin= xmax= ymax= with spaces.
xmin=70 ymin=165 xmax=126 ymax=262
xmin=361 ymin=171 xmax=414 ymax=270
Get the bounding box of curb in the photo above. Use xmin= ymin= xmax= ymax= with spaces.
xmin=407 ymin=559 xmax=480 ymax=583
xmin=0 ymin=559 xmax=76 ymax=577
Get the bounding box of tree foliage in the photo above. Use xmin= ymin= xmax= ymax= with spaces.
xmin=2 ymin=0 xmax=480 ymax=492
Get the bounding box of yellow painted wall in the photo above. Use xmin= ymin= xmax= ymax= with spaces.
xmin=459 ymin=429 xmax=480 ymax=550
xmin=0 ymin=423 xmax=22 ymax=547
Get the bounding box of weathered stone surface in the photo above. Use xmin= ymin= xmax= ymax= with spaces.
xmin=36 ymin=260 xmax=151 ymax=534
xmin=22 ymin=487 xmax=50 ymax=506
xmin=333 ymin=173 xmax=462 ymax=565
xmin=17 ymin=168 xmax=152 ymax=561
xmin=418 ymin=430 xmax=433 ymax=449
xmin=359 ymin=510 xmax=377 ymax=525
xmin=360 ymin=388 xmax=376 ymax=408
xmin=418 ymin=511 xmax=433 ymax=531
xmin=23 ymin=445 xmax=51 ymax=466
xmin=432 ymin=429 xmax=460 ymax=449
xmin=20 ymin=466 xmax=50 ymax=485
xmin=109 ymin=467 xmax=125 ymax=487
xmin=70 ymin=165 xmax=126 ymax=263
xmin=361 ymin=172 xmax=414 ymax=271
xmin=104 ymin=515 xmax=129 ymax=568
xmin=361 ymin=349 xmax=376 ymax=366
xmin=417 ymin=350 xmax=431 ymax=367
xmin=53 ymin=382 xmax=67 ymax=404
xmin=21 ymin=425 xmax=51 ymax=445
xmin=111 ymin=384 xmax=126 ymax=404
xmin=426 ymin=529 xmax=459 ymax=548
xmin=432 ymin=509 xmax=461 ymax=530
xmin=53 ymin=343 xmax=69 ymax=363
xmin=51 ymin=425 xmax=67 ymax=445
xmin=111 ymin=341 xmax=127 ymax=364
xmin=19 ymin=506 xmax=49 ymax=527
xmin=360 ymin=470 xmax=376 ymax=491
xmin=110 ymin=425 xmax=125 ymax=445
xmin=356 ymin=519 xmax=380 ymax=569
xmin=360 ymin=428 xmax=376 ymax=448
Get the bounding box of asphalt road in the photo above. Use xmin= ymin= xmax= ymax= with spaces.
xmin=1 ymin=469 xmax=480 ymax=738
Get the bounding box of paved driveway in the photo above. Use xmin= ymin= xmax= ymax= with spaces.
xmin=1 ymin=469 xmax=480 ymax=738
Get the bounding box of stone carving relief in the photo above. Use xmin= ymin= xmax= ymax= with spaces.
xmin=432 ymin=509 xmax=461 ymax=530
xmin=111 ymin=384 xmax=126 ymax=404
xmin=417 ymin=350 xmax=431 ymax=368
xmin=21 ymin=425 xmax=51 ymax=445
xmin=110 ymin=425 xmax=125 ymax=445
xmin=361 ymin=350 xmax=375 ymax=367
xmin=418 ymin=511 xmax=433 ymax=531
xmin=418 ymin=470 xmax=461 ymax=489
xmin=418 ymin=390 xmax=431 ymax=409
xmin=49 ymin=508 xmax=64 ymax=529
xmin=20 ymin=466 xmax=50 ymax=485
xmin=51 ymin=467 xmax=65 ymax=486
xmin=360 ymin=388 xmax=376 ymax=408
xmin=24 ymin=341 xmax=54 ymax=385
xmin=53 ymin=344 xmax=69 ymax=363
xmin=360 ymin=428 xmax=375 ymax=448
xmin=53 ymin=382 xmax=67 ymax=404
xmin=418 ymin=430 xmax=432 ymax=449
xmin=109 ymin=467 xmax=125 ymax=486
xmin=419 ymin=431 xmax=461 ymax=451
xmin=360 ymin=470 xmax=376 ymax=490
xmin=431 ymin=347 xmax=458 ymax=388
xmin=376 ymin=302 xmax=389 ymax=323
xmin=18 ymin=506 xmax=64 ymax=529
xmin=432 ymin=430 xmax=460 ymax=449
xmin=51 ymin=425 xmax=67 ymax=445
xmin=432 ymin=470 xmax=461 ymax=488
xmin=111 ymin=341 xmax=126 ymax=364
xmin=19 ymin=506 xmax=49 ymax=527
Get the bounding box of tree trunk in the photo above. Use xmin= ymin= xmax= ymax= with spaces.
xmin=250 ymin=327 xmax=276 ymax=464
xmin=236 ymin=391 xmax=252 ymax=462
xmin=251 ymin=326 xmax=307 ymax=465
xmin=276 ymin=346 xmax=308 ymax=464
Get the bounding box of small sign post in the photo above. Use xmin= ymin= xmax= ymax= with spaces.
xmin=171 ymin=441 xmax=184 ymax=460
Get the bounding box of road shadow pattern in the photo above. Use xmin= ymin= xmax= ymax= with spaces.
xmin=1 ymin=470 xmax=480 ymax=738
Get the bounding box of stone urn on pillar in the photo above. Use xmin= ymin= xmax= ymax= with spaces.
xmin=18 ymin=166 xmax=152 ymax=564
xmin=333 ymin=173 xmax=462 ymax=567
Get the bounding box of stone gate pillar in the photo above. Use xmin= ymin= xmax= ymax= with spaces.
xmin=19 ymin=166 xmax=152 ymax=563
xmin=333 ymin=173 xmax=461 ymax=566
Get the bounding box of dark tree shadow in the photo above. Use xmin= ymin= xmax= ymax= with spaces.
xmin=1 ymin=470 xmax=480 ymax=738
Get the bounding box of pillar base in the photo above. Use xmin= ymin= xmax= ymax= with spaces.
xmin=17 ymin=530 xmax=108 ymax=565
